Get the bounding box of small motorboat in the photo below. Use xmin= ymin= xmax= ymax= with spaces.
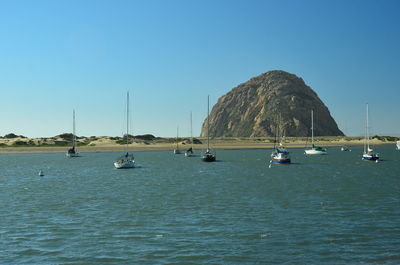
xmin=341 ymin=145 xmax=350 ymax=151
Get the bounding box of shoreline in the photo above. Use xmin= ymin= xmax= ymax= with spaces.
xmin=0 ymin=140 xmax=395 ymax=154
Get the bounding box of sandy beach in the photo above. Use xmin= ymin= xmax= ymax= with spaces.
xmin=0 ymin=136 xmax=395 ymax=154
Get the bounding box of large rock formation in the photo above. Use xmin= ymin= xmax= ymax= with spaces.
xmin=200 ymin=70 xmax=343 ymax=137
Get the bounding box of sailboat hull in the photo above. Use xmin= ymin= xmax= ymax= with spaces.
xmin=305 ymin=149 xmax=327 ymax=155
xmin=271 ymin=158 xmax=291 ymax=164
xmin=271 ymin=148 xmax=291 ymax=164
xmin=66 ymin=152 xmax=80 ymax=158
xmin=114 ymin=153 xmax=135 ymax=169
xmin=362 ymin=154 xmax=379 ymax=161
xmin=341 ymin=146 xmax=350 ymax=151
xmin=202 ymin=153 xmax=216 ymax=162
xmin=114 ymin=160 xmax=135 ymax=169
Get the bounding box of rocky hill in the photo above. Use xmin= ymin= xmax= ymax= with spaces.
xmin=201 ymin=70 xmax=344 ymax=137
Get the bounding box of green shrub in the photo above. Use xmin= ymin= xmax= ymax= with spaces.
xmin=134 ymin=134 xmax=156 ymax=141
xmin=56 ymin=133 xmax=74 ymax=141
xmin=13 ymin=141 xmax=29 ymax=146
xmin=4 ymin=133 xmax=26 ymax=138
xmin=116 ymin=139 xmax=133 ymax=145
xmin=372 ymin=135 xmax=398 ymax=141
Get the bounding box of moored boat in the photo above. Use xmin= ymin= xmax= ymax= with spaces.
xmin=185 ymin=111 xmax=194 ymax=157
xmin=305 ymin=110 xmax=327 ymax=155
xmin=362 ymin=103 xmax=379 ymax=162
xmin=271 ymin=143 xmax=291 ymax=164
xmin=270 ymin=118 xmax=291 ymax=164
xmin=114 ymin=92 xmax=135 ymax=169
xmin=173 ymin=126 xmax=181 ymax=154
xmin=202 ymin=95 xmax=216 ymax=162
xmin=341 ymin=145 xmax=350 ymax=151
xmin=114 ymin=152 xmax=135 ymax=169
xmin=305 ymin=145 xmax=327 ymax=155
xmin=185 ymin=147 xmax=194 ymax=157
xmin=202 ymin=150 xmax=216 ymax=162
xmin=66 ymin=109 xmax=80 ymax=157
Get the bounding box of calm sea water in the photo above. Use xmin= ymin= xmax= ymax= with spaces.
xmin=1 ymin=146 xmax=399 ymax=264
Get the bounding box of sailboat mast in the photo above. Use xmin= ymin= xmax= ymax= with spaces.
xmin=176 ymin=126 xmax=179 ymax=149
xmin=274 ymin=120 xmax=278 ymax=149
xmin=207 ymin=95 xmax=210 ymax=151
xmin=311 ymin=110 xmax=314 ymax=146
xmin=278 ymin=114 xmax=282 ymax=144
xmin=73 ymin=109 xmax=76 ymax=148
xmin=126 ymin=92 xmax=129 ymax=150
xmin=366 ymin=103 xmax=369 ymax=151
xmin=190 ymin=111 xmax=193 ymax=150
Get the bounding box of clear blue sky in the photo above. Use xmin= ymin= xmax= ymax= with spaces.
xmin=0 ymin=0 xmax=399 ymax=137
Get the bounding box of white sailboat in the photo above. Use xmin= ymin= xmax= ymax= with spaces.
xmin=396 ymin=140 xmax=400 ymax=150
xmin=202 ymin=95 xmax=216 ymax=162
xmin=114 ymin=92 xmax=135 ymax=169
xmin=66 ymin=109 xmax=80 ymax=157
xmin=173 ymin=126 xmax=181 ymax=154
xmin=185 ymin=111 xmax=194 ymax=157
xmin=362 ymin=103 xmax=379 ymax=161
xmin=305 ymin=110 xmax=327 ymax=155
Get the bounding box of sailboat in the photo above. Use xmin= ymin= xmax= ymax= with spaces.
xmin=305 ymin=110 xmax=327 ymax=155
xmin=185 ymin=111 xmax=194 ymax=157
xmin=396 ymin=140 xmax=400 ymax=150
xmin=114 ymin=92 xmax=135 ymax=169
xmin=66 ymin=109 xmax=80 ymax=157
xmin=270 ymin=122 xmax=291 ymax=164
xmin=362 ymin=103 xmax=379 ymax=161
xmin=173 ymin=126 xmax=181 ymax=154
xmin=202 ymin=95 xmax=216 ymax=162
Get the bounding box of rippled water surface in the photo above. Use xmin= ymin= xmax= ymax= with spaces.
xmin=1 ymin=146 xmax=399 ymax=264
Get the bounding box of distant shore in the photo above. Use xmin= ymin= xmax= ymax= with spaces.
xmin=0 ymin=136 xmax=396 ymax=154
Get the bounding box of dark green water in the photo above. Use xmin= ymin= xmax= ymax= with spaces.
xmin=1 ymin=146 xmax=399 ymax=264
